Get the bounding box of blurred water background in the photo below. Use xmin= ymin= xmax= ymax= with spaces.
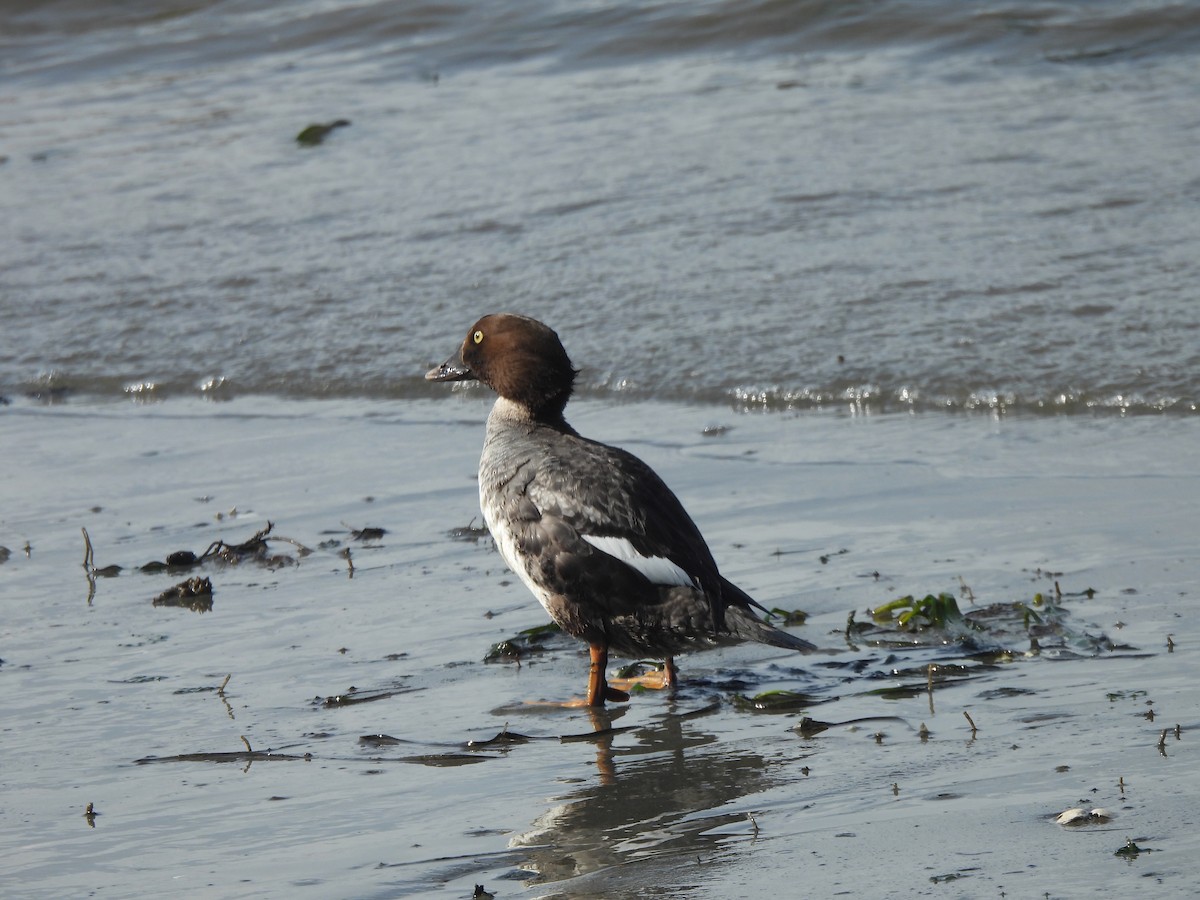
xmin=3 ymin=0 xmax=1198 ymax=415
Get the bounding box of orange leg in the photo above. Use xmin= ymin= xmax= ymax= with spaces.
xmin=586 ymin=643 xmax=630 ymax=707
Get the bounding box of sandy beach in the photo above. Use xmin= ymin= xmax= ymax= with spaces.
xmin=2 ymin=396 xmax=1196 ymax=897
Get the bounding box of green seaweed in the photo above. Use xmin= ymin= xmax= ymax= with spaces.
xmin=731 ymin=689 xmax=819 ymax=713
xmin=296 ymin=119 xmax=350 ymax=146
xmin=847 ymin=582 xmax=1126 ymax=659
xmin=767 ymin=607 xmax=809 ymax=626
xmin=484 ymin=622 xmax=564 ymax=662
xmin=871 ymin=593 xmax=972 ymax=630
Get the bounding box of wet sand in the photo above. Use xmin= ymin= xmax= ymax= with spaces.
xmin=2 ymin=397 xmax=1197 ymax=897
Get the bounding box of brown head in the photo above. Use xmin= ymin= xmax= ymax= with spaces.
xmin=426 ymin=314 xmax=578 ymax=420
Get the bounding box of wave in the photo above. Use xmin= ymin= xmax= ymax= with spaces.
xmin=5 ymin=368 xmax=1195 ymax=417
xmin=6 ymin=0 xmax=1200 ymax=84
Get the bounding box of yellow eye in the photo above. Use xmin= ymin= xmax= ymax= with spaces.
xmin=473 ymin=330 xmax=484 ymax=344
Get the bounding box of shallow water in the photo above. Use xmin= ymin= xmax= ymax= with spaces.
xmin=2 ymin=398 xmax=1197 ymax=897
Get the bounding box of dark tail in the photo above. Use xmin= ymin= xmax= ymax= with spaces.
xmin=720 ymin=576 xmax=817 ymax=651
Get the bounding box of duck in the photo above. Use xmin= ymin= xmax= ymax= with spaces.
xmin=426 ymin=314 xmax=815 ymax=706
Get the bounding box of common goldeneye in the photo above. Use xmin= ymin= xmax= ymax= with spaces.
xmin=427 ymin=314 xmax=815 ymax=706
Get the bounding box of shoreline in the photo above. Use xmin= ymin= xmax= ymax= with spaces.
xmin=2 ymin=396 xmax=1196 ymax=897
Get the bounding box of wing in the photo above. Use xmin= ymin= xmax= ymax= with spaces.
xmin=523 ymin=431 xmax=729 ymax=628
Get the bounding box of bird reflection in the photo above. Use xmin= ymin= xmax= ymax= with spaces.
xmin=568 ymin=706 xmax=621 ymax=784
xmin=510 ymin=703 xmax=781 ymax=889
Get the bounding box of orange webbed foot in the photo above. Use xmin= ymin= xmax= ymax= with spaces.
xmin=608 ymin=656 xmax=678 ymax=694
xmin=559 ymin=685 xmax=630 ymax=708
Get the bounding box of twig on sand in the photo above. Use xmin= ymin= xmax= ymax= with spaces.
xmin=216 ymin=674 xmax=235 ymax=720
xmin=198 ymin=522 xmax=275 ymax=563
xmin=963 ymin=710 xmax=979 ymax=736
xmin=82 ymin=527 xmax=94 ymax=570
xmin=81 ymin=527 xmax=122 ymax=576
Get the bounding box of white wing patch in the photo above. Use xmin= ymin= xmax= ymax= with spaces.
xmin=582 ymin=534 xmax=698 ymax=588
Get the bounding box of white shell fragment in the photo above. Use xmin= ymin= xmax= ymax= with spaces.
xmin=1056 ymin=807 xmax=1113 ymax=826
